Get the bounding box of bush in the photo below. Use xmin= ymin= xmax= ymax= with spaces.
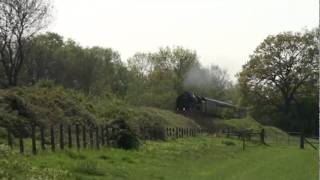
xmin=109 ymin=120 xmax=140 ymax=150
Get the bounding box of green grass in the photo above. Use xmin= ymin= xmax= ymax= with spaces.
xmin=214 ymin=117 xmax=262 ymax=131
xmin=213 ymin=117 xmax=291 ymax=142
xmin=27 ymin=136 xmax=318 ymax=180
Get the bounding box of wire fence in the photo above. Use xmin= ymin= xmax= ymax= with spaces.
xmin=1 ymin=122 xmax=317 ymax=155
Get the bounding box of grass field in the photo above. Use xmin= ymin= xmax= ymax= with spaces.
xmin=28 ymin=136 xmax=318 ymax=180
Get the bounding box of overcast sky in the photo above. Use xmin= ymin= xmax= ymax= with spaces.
xmin=48 ymin=0 xmax=318 ymax=80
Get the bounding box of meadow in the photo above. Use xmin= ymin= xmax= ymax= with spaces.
xmin=27 ymin=136 xmax=318 ymax=180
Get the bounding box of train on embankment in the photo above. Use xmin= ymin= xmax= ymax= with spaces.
xmin=176 ymin=91 xmax=246 ymax=118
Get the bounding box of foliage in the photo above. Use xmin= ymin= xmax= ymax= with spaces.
xmin=127 ymin=46 xmax=200 ymax=109
xmin=238 ymin=29 xmax=319 ymax=133
xmin=127 ymin=48 xmax=235 ymax=109
xmin=0 ymin=83 xmax=199 ymax=140
xmin=0 ymin=83 xmax=96 ymax=131
xmin=221 ymin=108 xmax=237 ymax=119
xmin=18 ymin=32 xmax=127 ymax=96
xmin=109 ymin=120 xmax=140 ymax=150
xmin=214 ymin=117 xmax=263 ymax=131
xmin=0 ymin=0 xmax=52 ymax=87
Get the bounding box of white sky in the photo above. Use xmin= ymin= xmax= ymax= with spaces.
xmin=48 ymin=0 xmax=318 ymax=80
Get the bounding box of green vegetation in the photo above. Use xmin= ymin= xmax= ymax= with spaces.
xmin=0 ymin=1 xmax=318 ymax=179
xmin=0 ymin=83 xmax=198 ymax=141
xmin=238 ymin=30 xmax=318 ymax=134
xmin=11 ymin=136 xmax=316 ymax=180
xmin=0 ymin=144 xmax=68 ymax=179
xmin=213 ymin=117 xmax=290 ymax=143
xmin=214 ymin=117 xmax=262 ymax=131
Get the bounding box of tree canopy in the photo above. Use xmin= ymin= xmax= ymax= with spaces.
xmin=0 ymin=0 xmax=52 ymax=86
xmin=238 ymin=29 xmax=319 ymax=133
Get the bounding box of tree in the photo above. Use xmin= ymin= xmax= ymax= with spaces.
xmin=126 ymin=47 xmax=200 ymax=109
xmin=23 ymin=32 xmax=63 ymax=84
xmin=238 ymin=30 xmax=319 ymax=130
xmin=0 ymin=0 xmax=51 ymax=87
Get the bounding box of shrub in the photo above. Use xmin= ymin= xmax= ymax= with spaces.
xmin=109 ymin=119 xmax=140 ymax=150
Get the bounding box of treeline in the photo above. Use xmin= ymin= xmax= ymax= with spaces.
xmin=0 ymin=30 xmax=318 ymax=135
xmin=1 ymin=30 xmax=318 ymax=135
xmin=0 ymin=32 xmax=234 ymax=110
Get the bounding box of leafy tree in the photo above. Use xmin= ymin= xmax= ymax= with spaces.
xmin=0 ymin=0 xmax=52 ymax=87
xmin=23 ymin=32 xmax=64 ymax=84
xmin=126 ymin=47 xmax=200 ymax=109
xmin=238 ymin=30 xmax=319 ymax=132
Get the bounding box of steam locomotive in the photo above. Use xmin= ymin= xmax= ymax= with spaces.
xmin=176 ymin=91 xmax=246 ymax=118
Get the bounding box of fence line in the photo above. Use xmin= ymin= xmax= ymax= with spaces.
xmin=2 ymin=124 xmax=269 ymax=155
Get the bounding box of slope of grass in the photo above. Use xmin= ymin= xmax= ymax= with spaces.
xmin=216 ymin=117 xmax=262 ymax=131
xmin=26 ymin=136 xmax=318 ymax=180
xmin=213 ymin=117 xmax=289 ymax=141
xmin=0 ymin=82 xmax=198 ymax=139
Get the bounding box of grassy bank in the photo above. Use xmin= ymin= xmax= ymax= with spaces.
xmin=0 ymin=84 xmax=198 ymax=139
xmin=24 ymin=136 xmax=318 ymax=180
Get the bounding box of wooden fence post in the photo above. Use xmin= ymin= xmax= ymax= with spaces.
xmin=40 ymin=126 xmax=45 ymax=151
xmin=96 ymin=126 xmax=100 ymax=149
xmin=101 ymin=125 xmax=105 ymax=146
xmin=50 ymin=125 xmax=55 ymax=152
xmin=7 ymin=128 xmax=12 ymax=149
xmin=242 ymin=132 xmax=245 ymax=151
xmin=19 ymin=133 xmax=24 ymax=154
xmin=171 ymin=128 xmax=174 ymax=139
xmin=176 ymin=128 xmax=179 ymax=138
xmin=68 ymin=125 xmax=72 ymax=148
xmin=260 ymin=129 xmax=265 ymax=144
xmin=300 ymin=129 xmax=305 ymax=149
xmin=60 ymin=124 xmax=64 ymax=150
xmin=76 ymin=124 xmax=80 ymax=150
xmin=31 ymin=124 xmax=37 ymax=155
xmin=105 ymin=126 xmax=109 ymax=145
xmin=182 ymin=128 xmax=184 ymax=138
xmin=89 ymin=127 xmax=94 ymax=148
xmin=82 ymin=125 xmax=87 ymax=148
